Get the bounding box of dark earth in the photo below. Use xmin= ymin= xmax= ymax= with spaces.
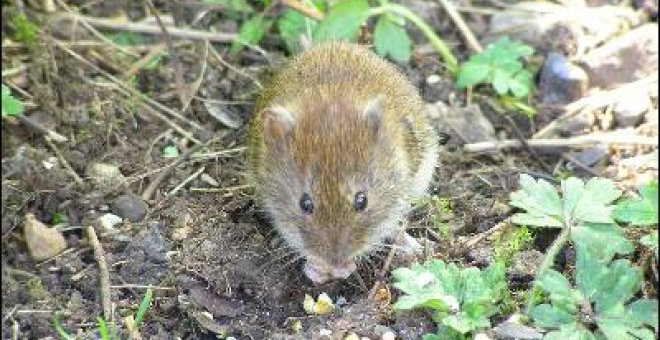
xmin=2 ymin=0 xmax=657 ymax=339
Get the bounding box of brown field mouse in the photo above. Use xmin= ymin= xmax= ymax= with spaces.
xmin=247 ymin=41 xmax=439 ymax=283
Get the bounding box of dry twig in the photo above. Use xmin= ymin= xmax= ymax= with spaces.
xmin=141 ymin=141 xmax=210 ymax=201
xmin=144 ymin=0 xmax=188 ymax=109
xmin=85 ymin=226 xmax=112 ymax=321
xmin=464 ymin=132 xmax=658 ymax=153
xmin=56 ymin=13 xmax=237 ymax=43
xmin=280 ymin=0 xmax=324 ymax=20
xmin=44 ymin=136 xmax=84 ymax=185
xmin=534 ymin=74 xmax=658 ymax=138
xmin=436 ymin=0 xmax=483 ymax=53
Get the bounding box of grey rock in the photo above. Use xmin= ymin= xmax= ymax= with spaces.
xmin=580 ymin=23 xmax=658 ymax=89
xmin=487 ymin=3 xmax=639 ymax=56
xmin=111 ymin=194 xmax=148 ymax=222
xmin=436 ymin=104 xmax=497 ymax=144
xmin=508 ymin=250 xmax=544 ymax=280
xmin=120 ymin=223 xmax=171 ymax=285
xmin=493 ymin=321 xmax=543 ymax=340
xmin=613 ymin=92 xmax=652 ymax=127
xmin=557 ymin=110 xmax=595 ymax=136
xmin=539 ymin=53 xmax=589 ymax=105
xmin=566 ymin=146 xmax=609 ymax=170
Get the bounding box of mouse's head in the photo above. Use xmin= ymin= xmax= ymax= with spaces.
xmin=254 ymin=92 xmax=411 ymax=283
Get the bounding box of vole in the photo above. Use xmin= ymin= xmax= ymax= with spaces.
xmin=247 ymin=41 xmax=439 ymax=284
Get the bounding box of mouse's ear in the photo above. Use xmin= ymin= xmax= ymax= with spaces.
xmin=363 ymin=95 xmax=385 ymax=132
xmin=260 ymin=106 xmax=294 ymax=141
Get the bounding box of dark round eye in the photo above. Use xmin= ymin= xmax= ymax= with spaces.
xmin=299 ymin=193 xmax=314 ymax=214
xmin=353 ymin=191 xmax=368 ymax=211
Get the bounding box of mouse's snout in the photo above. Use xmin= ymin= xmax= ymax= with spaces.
xmin=303 ymin=255 xmax=357 ymax=284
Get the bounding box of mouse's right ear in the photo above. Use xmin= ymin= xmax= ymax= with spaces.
xmin=259 ymin=106 xmax=294 ymax=141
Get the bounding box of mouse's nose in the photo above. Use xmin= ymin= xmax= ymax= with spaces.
xmin=329 ymin=260 xmax=356 ymax=279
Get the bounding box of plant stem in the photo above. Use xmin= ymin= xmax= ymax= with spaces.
xmin=370 ymin=4 xmax=459 ymax=73
xmin=525 ymin=227 xmax=571 ymax=313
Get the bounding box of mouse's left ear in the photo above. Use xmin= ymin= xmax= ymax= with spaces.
xmin=260 ymin=105 xmax=295 ymax=141
xmin=363 ymin=94 xmax=385 ymax=133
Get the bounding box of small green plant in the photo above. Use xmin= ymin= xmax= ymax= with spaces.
xmin=10 ymin=14 xmax=39 ymax=48
xmin=427 ymin=196 xmax=453 ymax=239
xmin=231 ymin=0 xmax=457 ymax=70
xmin=509 ymin=175 xmax=659 ymax=339
xmin=510 ymin=175 xmax=632 ymax=269
xmin=162 ymin=145 xmax=180 ymax=158
xmin=2 ymin=84 xmax=25 ymax=118
xmin=529 ymin=246 xmax=658 ymax=339
xmin=492 ymin=226 xmax=532 ymax=267
xmin=392 ymin=260 xmax=507 ymax=339
xmin=54 ymin=288 xmax=154 ymax=339
xmin=456 ymin=37 xmax=536 ymax=115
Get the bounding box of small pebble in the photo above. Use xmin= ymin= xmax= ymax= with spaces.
xmin=200 ymin=173 xmax=220 ymax=187
xmin=613 ymin=92 xmax=651 ymax=127
xmin=426 ymin=74 xmax=441 ymax=84
xmin=381 ymin=331 xmax=396 ymax=340
xmin=344 ymin=333 xmax=360 ymax=340
xmin=94 ymin=213 xmax=123 ymax=233
xmin=111 ymin=194 xmax=148 ymax=222
xmin=320 ymin=328 xmax=332 ymax=337
xmin=24 ymin=213 xmax=67 ymax=261
xmin=85 ymin=162 xmax=126 ymax=189
xmin=474 ymin=333 xmax=493 ymax=340
xmin=539 ymin=53 xmax=589 ymax=105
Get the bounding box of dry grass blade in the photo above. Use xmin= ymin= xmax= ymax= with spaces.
xmin=144 ymin=0 xmax=188 ymax=109
xmin=56 ymin=13 xmax=237 ymax=43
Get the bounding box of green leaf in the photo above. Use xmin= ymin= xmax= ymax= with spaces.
xmin=572 ymin=178 xmax=622 ymax=224
xmin=491 ymin=68 xmax=512 ymax=95
xmin=278 ymin=9 xmax=316 ymax=54
xmin=509 ymin=70 xmax=532 ymax=98
xmin=455 ymin=61 xmax=490 ymax=88
xmin=162 ymin=145 xmax=179 ymax=158
xmin=391 ymin=263 xmax=456 ymax=311
xmin=544 ymin=324 xmax=596 ymax=340
xmin=537 ymin=269 xmax=582 ymax=307
xmin=613 ymin=181 xmax=658 ymax=226
xmin=530 ymin=304 xmax=575 ymax=328
xmin=230 ymin=16 xmax=274 ymax=55
xmin=461 ymin=267 xmax=491 ymax=304
xmin=442 ymin=314 xmax=474 ymax=334
xmin=373 ymin=15 xmax=411 ymax=63
xmin=313 ymin=0 xmax=370 ymax=42
xmin=593 ymin=259 xmax=642 ymax=314
xmin=2 ymin=84 xmax=25 ymax=117
xmin=597 ymin=318 xmax=637 ymax=340
xmin=572 ymin=223 xmax=633 ymax=263
xmin=510 ymin=213 xmax=563 ymax=227
xmin=575 ymin=245 xmax=608 ymax=300
xmin=627 ymin=299 xmax=659 ymax=331
xmin=509 ymin=174 xmax=562 ymax=225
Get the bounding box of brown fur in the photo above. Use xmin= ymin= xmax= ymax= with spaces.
xmin=247 ymin=41 xmax=438 ymax=282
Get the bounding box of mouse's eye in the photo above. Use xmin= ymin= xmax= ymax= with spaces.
xmin=299 ymin=193 xmax=314 ymax=214
xmin=353 ymin=191 xmax=368 ymax=211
